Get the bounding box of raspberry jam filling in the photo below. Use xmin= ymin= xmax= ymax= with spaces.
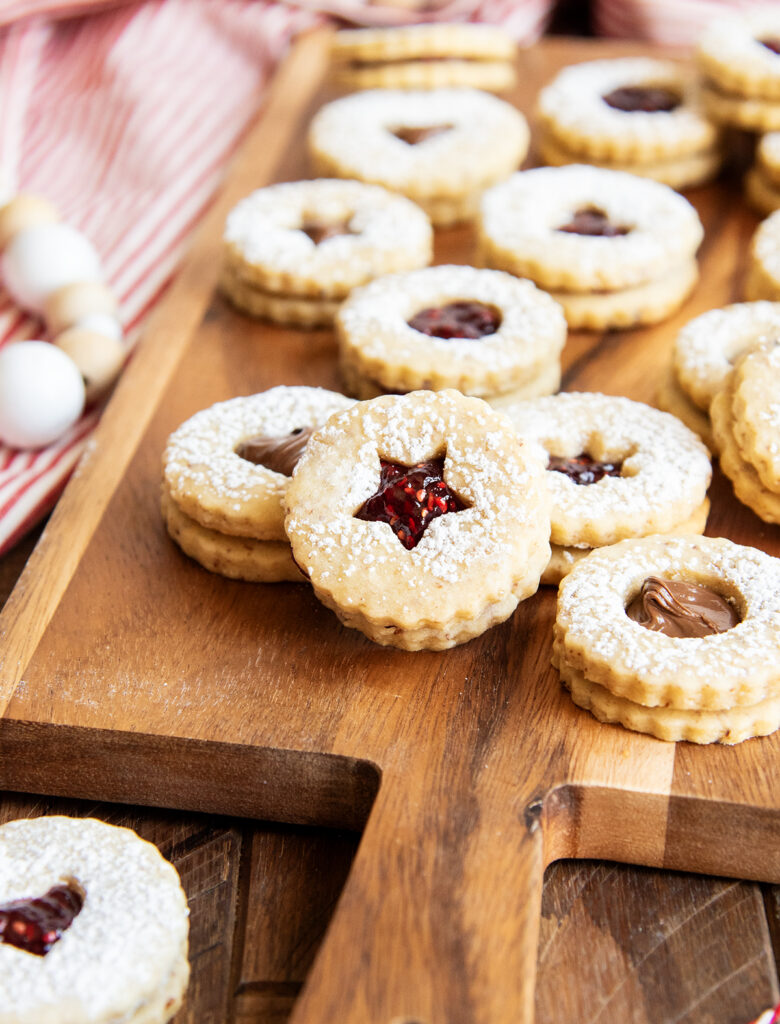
xmin=760 ymin=38 xmax=780 ymax=56
xmin=557 ymin=207 xmax=630 ymax=238
xmin=0 ymin=882 xmax=84 ymax=956
xmin=602 ymin=85 xmax=681 ymax=112
xmin=391 ymin=124 xmax=453 ymax=145
xmin=301 ymin=220 xmax=355 ymax=245
xmin=235 ymin=426 xmax=313 ymax=477
xmin=547 ymin=453 xmax=623 ymax=485
xmin=355 ymin=456 xmax=469 ymax=549
xmin=407 ymin=301 xmax=502 ymax=340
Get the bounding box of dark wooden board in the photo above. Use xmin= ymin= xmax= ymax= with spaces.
xmin=0 ymin=32 xmax=778 ymax=1024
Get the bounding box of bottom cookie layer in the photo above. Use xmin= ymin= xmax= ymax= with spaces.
xmin=162 ymin=488 xmax=303 ymax=583
xmin=545 ymin=260 xmax=699 ymax=330
xmin=656 ymin=365 xmax=717 ymax=454
xmin=560 ymin=658 xmax=780 ymax=745
xmin=219 ymin=269 xmax=341 ymax=327
xmin=540 ymin=498 xmax=711 ymax=586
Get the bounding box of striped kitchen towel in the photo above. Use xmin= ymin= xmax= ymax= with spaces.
xmin=0 ymin=0 xmax=553 ymax=556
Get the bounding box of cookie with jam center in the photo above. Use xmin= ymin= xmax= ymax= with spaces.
xmin=221 ymin=178 xmax=432 ymax=326
xmin=0 ymin=815 xmax=189 ymax=1024
xmin=536 ymin=58 xmax=722 ymax=189
xmin=499 ymin=392 xmax=712 ymax=583
xmin=284 ymin=390 xmax=551 ymax=651
xmin=308 ymin=88 xmax=529 ymax=227
xmin=478 ymin=165 xmax=703 ymax=329
xmin=336 ymin=264 xmax=566 ymax=403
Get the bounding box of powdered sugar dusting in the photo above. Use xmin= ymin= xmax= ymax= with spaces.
xmin=285 ymin=391 xmax=550 ymax=622
xmin=1 ymin=816 xmax=188 ymax=1022
xmin=500 ymin=392 xmax=711 ymax=545
xmin=479 ymin=165 xmax=703 ymax=291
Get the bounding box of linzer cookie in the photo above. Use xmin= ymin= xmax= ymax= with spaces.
xmin=554 ymin=535 xmax=780 ymax=742
xmin=1 ymin=815 xmax=190 ymax=1023
xmin=746 ymin=132 xmax=780 ymax=215
xmin=284 ymin=390 xmax=551 ymax=651
xmin=698 ymin=11 xmax=780 ymax=132
xmin=162 ymin=386 xmax=354 ymax=581
xmin=536 ymin=58 xmax=722 ymax=189
xmin=308 ymin=89 xmax=529 ymax=227
xmin=478 ymin=165 xmax=703 ymax=329
xmin=658 ymin=300 xmax=780 ymax=453
xmin=745 ymin=209 xmax=780 ymax=302
xmin=710 ymin=341 xmax=780 ymax=524
xmin=336 ymin=264 xmax=566 ymax=403
xmin=221 ymin=179 xmax=432 ymax=326
xmin=329 ymin=23 xmax=517 ymax=92
xmin=500 ymin=392 xmax=711 ymax=584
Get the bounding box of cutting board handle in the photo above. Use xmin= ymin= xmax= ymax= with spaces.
xmin=290 ymin=773 xmax=546 ymax=1024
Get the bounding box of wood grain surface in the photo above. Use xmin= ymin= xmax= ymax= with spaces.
xmin=0 ymin=32 xmax=779 ymax=1024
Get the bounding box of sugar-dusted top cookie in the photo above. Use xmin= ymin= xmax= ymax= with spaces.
xmin=308 ymin=88 xmax=529 ymax=199
xmin=222 ymin=178 xmax=432 ymax=300
xmin=336 ymin=264 xmax=566 ymax=399
xmin=163 ymin=386 xmax=355 ymax=542
xmin=284 ymin=390 xmax=551 ymax=650
xmin=698 ymin=10 xmax=780 ymax=100
xmin=537 ymin=57 xmax=718 ymax=161
xmin=500 ymin=392 xmax=711 ymax=547
xmin=478 ymin=164 xmax=703 ymax=292
xmin=0 ymin=815 xmax=189 ymax=1024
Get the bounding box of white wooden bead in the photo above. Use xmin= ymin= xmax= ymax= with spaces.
xmin=73 ymin=311 xmax=123 ymax=342
xmin=44 ymin=281 xmax=117 ymax=334
xmin=0 ymin=194 xmax=59 ymax=252
xmin=54 ymin=327 xmax=125 ymax=403
xmin=0 ymin=341 xmax=85 ymax=449
xmin=1 ymin=222 xmax=102 ymax=313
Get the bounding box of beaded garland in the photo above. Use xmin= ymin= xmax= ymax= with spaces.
xmin=0 ymin=193 xmax=125 ymax=449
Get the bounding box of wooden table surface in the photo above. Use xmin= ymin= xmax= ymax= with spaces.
xmin=2 ymin=527 xmax=778 ymax=1024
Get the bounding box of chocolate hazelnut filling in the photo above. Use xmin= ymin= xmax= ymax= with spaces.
xmin=391 ymin=124 xmax=453 ymax=145
xmin=547 ymin=453 xmax=623 ymax=485
xmin=355 ymin=456 xmax=469 ymax=549
xmin=602 ymin=85 xmax=681 ymax=113
xmin=235 ymin=426 xmax=314 ymax=476
xmin=760 ymin=37 xmax=780 ymax=56
xmin=407 ymin=300 xmax=502 ymax=339
xmin=300 ymin=220 xmax=355 ymax=245
xmin=626 ymin=576 xmax=740 ymax=638
xmin=557 ymin=207 xmax=630 ymax=237
xmin=0 ymin=882 xmax=84 ymax=956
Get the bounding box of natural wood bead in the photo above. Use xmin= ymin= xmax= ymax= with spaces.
xmin=54 ymin=327 xmax=125 ymax=403
xmin=44 ymin=281 xmax=118 ymax=335
xmin=0 ymin=194 xmax=59 ymax=252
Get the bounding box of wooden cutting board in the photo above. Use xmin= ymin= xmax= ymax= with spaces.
xmin=0 ymin=30 xmax=778 ymax=1024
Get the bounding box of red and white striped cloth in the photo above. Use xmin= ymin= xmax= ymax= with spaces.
xmin=0 ymin=0 xmax=554 ymax=557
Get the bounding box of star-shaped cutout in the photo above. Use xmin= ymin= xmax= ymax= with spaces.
xmin=355 ymin=456 xmax=470 ymax=550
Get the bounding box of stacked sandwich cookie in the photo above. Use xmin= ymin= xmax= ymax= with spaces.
xmin=220 ymin=179 xmax=432 ymax=327
xmin=744 ymin=209 xmax=780 ymax=302
xmin=536 ymin=57 xmax=722 ymax=189
xmin=698 ymin=10 xmax=780 ymax=133
xmin=329 ymin=23 xmax=517 ymax=93
xmin=0 ymin=815 xmax=190 ymax=1024
xmin=500 ymin=392 xmax=711 ymax=584
xmin=308 ymin=88 xmax=529 ymax=227
xmin=710 ymin=340 xmax=780 ymax=525
xmin=746 ymin=132 xmax=780 ymax=214
xmin=284 ymin=390 xmax=551 ymax=651
xmin=162 ymin=387 xmax=354 ymax=582
xmin=554 ymin=535 xmax=780 ymax=744
xmin=336 ymin=264 xmax=566 ymax=403
xmin=478 ymin=165 xmax=703 ymax=329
